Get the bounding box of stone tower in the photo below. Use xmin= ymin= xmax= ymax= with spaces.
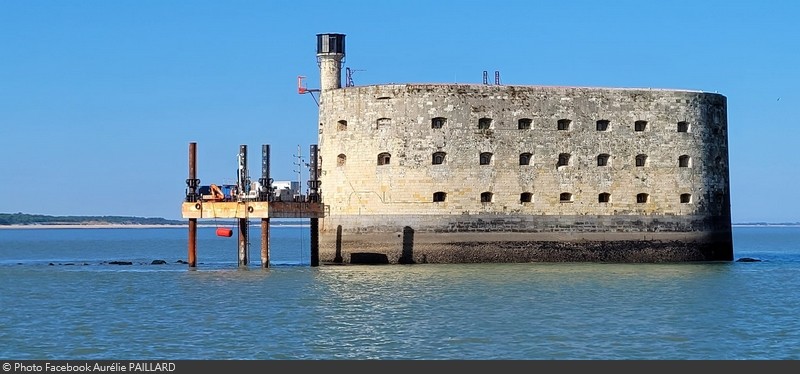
xmin=316 ymin=33 xmax=345 ymax=92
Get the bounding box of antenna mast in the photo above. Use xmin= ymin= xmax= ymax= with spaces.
xmin=345 ymin=67 xmax=365 ymax=87
xmin=293 ymin=145 xmax=305 ymax=201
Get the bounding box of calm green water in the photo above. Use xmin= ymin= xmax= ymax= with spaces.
xmin=0 ymin=226 xmax=799 ymax=359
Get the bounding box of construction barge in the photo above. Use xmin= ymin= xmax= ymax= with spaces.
xmin=181 ymin=142 xmax=325 ymax=268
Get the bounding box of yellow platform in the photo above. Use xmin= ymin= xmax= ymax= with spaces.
xmin=181 ymin=201 xmax=326 ymax=219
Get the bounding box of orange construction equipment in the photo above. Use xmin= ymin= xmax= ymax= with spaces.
xmin=202 ymin=184 xmax=225 ymax=202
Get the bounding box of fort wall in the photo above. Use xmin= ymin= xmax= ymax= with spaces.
xmin=316 ymin=84 xmax=732 ymax=263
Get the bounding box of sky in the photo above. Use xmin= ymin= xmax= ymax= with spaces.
xmin=1 ymin=0 xmax=798 ymax=222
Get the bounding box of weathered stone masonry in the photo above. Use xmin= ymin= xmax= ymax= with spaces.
xmin=313 ymin=34 xmax=732 ymax=264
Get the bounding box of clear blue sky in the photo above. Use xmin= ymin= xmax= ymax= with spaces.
xmin=1 ymin=0 xmax=797 ymax=222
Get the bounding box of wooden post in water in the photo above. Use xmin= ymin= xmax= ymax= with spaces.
xmin=310 ymin=218 xmax=319 ymax=267
xmin=188 ymin=219 xmax=197 ymax=268
xmin=238 ymin=218 xmax=248 ymax=267
xmin=187 ymin=142 xmax=198 ymax=268
xmin=261 ymin=218 xmax=269 ymax=268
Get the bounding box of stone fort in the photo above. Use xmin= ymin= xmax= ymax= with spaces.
xmin=312 ymin=33 xmax=733 ymax=264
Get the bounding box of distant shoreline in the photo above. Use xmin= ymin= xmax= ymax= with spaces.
xmin=0 ymin=224 xmax=188 ymax=229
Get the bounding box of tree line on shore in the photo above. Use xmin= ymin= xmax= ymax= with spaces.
xmin=0 ymin=213 xmax=185 ymax=226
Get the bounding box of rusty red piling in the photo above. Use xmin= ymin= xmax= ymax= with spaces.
xmin=238 ymin=218 xmax=248 ymax=267
xmin=188 ymin=142 xmax=198 ymax=268
xmin=261 ymin=218 xmax=270 ymax=268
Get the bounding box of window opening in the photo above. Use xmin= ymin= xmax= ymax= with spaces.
xmin=635 ymin=154 xmax=647 ymax=167
xmin=597 ymin=154 xmax=610 ymax=167
xmin=558 ymin=153 xmax=570 ymax=167
xmin=679 ymin=155 xmax=691 ymax=168
xmin=432 ymin=152 xmax=446 ymax=165
xmin=480 ymin=152 xmax=493 ymax=165
xmin=377 ymin=152 xmax=391 ymax=165
xmin=519 ymin=153 xmax=532 ymax=166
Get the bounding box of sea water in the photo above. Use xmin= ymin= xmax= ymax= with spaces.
xmin=0 ymin=225 xmax=798 ymax=360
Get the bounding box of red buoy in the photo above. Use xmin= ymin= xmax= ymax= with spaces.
xmin=216 ymin=228 xmax=233 ymax=237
